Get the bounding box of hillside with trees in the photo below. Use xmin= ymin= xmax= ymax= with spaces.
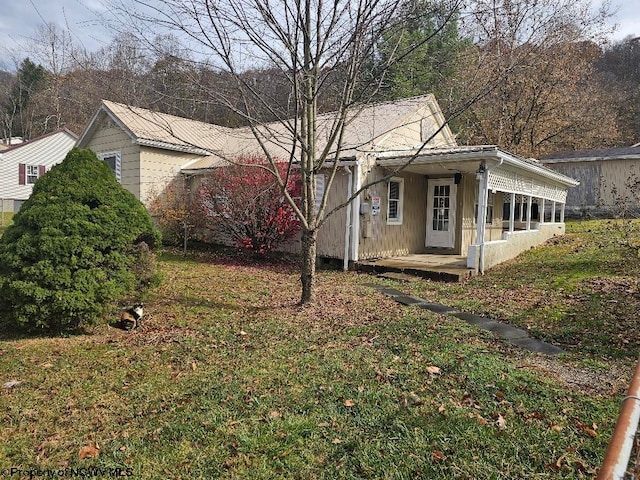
xmin=0 ymin=1 xmax=638 ymax=158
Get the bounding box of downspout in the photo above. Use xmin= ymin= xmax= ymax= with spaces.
xmin=181 ymin=173 xmax=192 ymax=256
xmin=476 ymin=164 xmax=489 ymax=274
xmin=343 ymin=166 xmax=353 ymax=271
xmin=351 ymin=159 xmax=362 ymax=264
xmin=351 ymin=159 xmax=362 ymax=263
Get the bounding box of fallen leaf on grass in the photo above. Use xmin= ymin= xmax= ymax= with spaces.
xmin=473 ymin=413 xmax=488 ymax=426
xmin=431 ymin=450 xmax=446 ymax=462
xmin=496 ymin=414 xmax=507 ymax=430
xmin=332 ymin=438 xmax=343 ymax=444
xmin=190 ymin=361 xmax=197 ymax=371
xmin=583 ymin=427 xmax=598 ymax=438
xmin=269 ymin=410 xmax=282 ymax=419
xmin=79 ymin=443 xmax=100 ymax=460
xmin=426 ymin=366 xmax=441 ymax=375
xmin=344 ymin=399 xmax=355 ymax=407
xmin=403 ymin=392 xmax=424 ymax=407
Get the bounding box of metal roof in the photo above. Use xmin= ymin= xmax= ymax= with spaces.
xmin=541 ymin=146 xmax=640 ymax=163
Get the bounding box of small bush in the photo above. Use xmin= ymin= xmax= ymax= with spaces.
xmin=147 ymin=178 xmax=204 ymax=246
xmin=0 ymin=148 xmax=161 ymax=333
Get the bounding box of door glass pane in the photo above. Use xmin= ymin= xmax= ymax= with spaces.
xmin=431 ymin=183 xmax=451 ymax=232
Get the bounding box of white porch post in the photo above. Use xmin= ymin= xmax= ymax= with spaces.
xmin=509 ymin=192 xmax=515 ymax=233
xmin=526 ymin=195 xmax=532 ymax=230
xmin=560 ymin=203 xmax=565 ymax=223
xmin=551 ymin=201 xmax=557 ymax=223
xmin=540 ymin=198 xmax=545 ymax=224
xmin=476 ymin=164 xmax=489 ymax=273
xmin=518 ymin=196 xmax=523 ymax=222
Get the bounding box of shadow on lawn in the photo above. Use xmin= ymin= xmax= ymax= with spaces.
xmin=159 ymin=244 xmax=300 ymax=275
xmin=0 ymin=322 xmax=92 ymax=342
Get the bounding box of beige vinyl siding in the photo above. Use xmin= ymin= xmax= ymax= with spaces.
xmin=316 ymin=170 xmax=349 ymax=258
xmin=84 ymin=116 xmax=141 ymax=199
xmin=139 ymin=147 xmax=202 ymax=205
xmin=599 ymin=159 xmax=640 ymax=207
xmin=358 ymin=170 xmax=427 ymax=259
xmin=376 ymin=105 xmax=454 ymax=152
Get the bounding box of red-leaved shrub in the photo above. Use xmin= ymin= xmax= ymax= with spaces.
xmin=197 ymin=157 xmax=301 ymax=254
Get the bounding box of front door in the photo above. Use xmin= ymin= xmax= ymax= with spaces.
xmin=426 ymin=178 xmax=457 ymax=248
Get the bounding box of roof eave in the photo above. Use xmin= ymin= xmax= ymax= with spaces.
xmin=542 ymin=154 xmax=640 ymax=163
xmin=497 ymin=150 xmax=579 ymax=187
xmin=135 ymin=138 xmax=213 ymax=156
xmin=376 ymin=146 xmax=579 ymax=187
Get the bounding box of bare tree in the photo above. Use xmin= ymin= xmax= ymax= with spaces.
xmin=24 ymin=23 xmax=79 ymax=133
xmin=452 ymin=0 xmax=616 ymax=156
xmin=105 ymin=0 xmax=469 ymax=303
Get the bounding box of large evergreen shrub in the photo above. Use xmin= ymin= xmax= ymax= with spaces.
xmin=0 ymin=148 xmax=161 ymax=332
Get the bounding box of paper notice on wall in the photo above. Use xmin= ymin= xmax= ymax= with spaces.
xmin=371 ymin=196 xmax=381 ymax=216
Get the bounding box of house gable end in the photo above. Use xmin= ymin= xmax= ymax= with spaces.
xmin=77 ymin=103 xmax=137 ymax=149
xmin=372 ymin=95 xmax=456 ymax=153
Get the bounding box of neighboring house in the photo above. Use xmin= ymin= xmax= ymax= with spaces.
xmin=541 ymin=145 xmax=640 ymax=218
xmin=0 ymin=129 xmax=78 ymax=214
xmin=77 ymin=96 xmax=578 ymax=273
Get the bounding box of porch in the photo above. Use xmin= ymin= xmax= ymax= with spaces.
xmin=356 ymin=254 xmax=475 ymax=282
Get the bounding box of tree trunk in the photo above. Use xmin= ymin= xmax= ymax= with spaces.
xmin=300 ymin=228 xmax=317 ymax=304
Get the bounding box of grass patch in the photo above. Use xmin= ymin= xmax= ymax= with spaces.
xmin=0 ymin=211 xmax=12 ymax=237
xmin=0 ymin=247 xmax=623 ymax=478
xmin=396 ymin=220 xmax=640 ymax=360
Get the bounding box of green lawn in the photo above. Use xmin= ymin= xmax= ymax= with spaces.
xmin=0 ymin=212 xmax=12 ymax=237
xmin=400 ymin=219 xmax=640 ymax=361
xmin=0 ymin=220 xmax=636 ymax=478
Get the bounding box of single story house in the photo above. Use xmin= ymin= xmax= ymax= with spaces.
xmin=541 ymin=145 xmax=640 ymax=218
xmin=77 ymin=96 xmax=578 ymax=273
xmin=0 ymin=128 xmax=78 ymax=215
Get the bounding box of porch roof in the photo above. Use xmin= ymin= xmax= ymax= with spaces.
xmin=375 ymin=145 xmax=579 ymax=188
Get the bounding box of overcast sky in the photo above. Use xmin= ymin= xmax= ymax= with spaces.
xmin=0 ymin=0 xmax=638 ymax=70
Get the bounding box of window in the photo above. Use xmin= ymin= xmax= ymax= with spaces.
xmin=474 ymin=192 xmax=494 ymax=224
xmin=18 ymin=163 xmax=44 ymax=185
xmin=98 ymin=151 xmax=121 ymax=182
xmin=387 ymin=177 xmax=404 ymax=225
xmin=26 ymin=165 xmax=39 ymax=184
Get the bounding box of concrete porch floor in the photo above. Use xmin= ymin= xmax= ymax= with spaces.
xmin=356 ymin=254 xmax=476 ymax=282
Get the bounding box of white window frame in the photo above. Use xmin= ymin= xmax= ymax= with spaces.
xmin=387 ymin=177 xmax=404 ymax=225
xmin=474 ymin=191 xmax=494 ymax=224
xmin=26 ymin=165 xmax=39 ymax=184
xmin=98 ymin=151 xmax=122 ymax=182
